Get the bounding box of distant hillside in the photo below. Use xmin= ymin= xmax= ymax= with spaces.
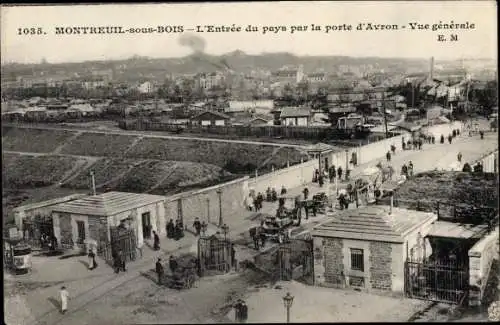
xmin=1 ymin=51 xmax=434 ymax=81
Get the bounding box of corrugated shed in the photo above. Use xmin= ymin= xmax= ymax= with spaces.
xmin=312 ymin=206 xmax=436 ymax=243
xmin=52 ymin=191 xmax=165 ymax=216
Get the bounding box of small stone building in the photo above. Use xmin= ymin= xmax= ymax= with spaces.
xmin=312 ymin=206 xmax=437 ymax=294
xmin=51 ymin=192 xmax=166 ymax=250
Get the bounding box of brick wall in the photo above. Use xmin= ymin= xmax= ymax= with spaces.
xmin=88 ymin=216 xmax=108 ymax=247
xmin=323 ymin=237 xmax=344 ymax=286
xmin=369 ymin=242 xmax=393 ymax=290
xmin=469 ymin=226 xmax=499 ymax=306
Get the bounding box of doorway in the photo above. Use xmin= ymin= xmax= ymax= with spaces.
xmin=142 ymin=212 xmax=151 ymax=239
xmin=76 ymin=221 xmax=86 ymax=244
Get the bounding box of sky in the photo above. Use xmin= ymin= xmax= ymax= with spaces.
xmin=1 ymin=1 xmax=497 ymax=64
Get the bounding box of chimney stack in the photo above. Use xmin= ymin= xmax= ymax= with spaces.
xmin=430 ymin=56 xmax=434 ymax=80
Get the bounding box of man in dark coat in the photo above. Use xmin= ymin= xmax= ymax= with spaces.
xmin=153 ymin=230 xmax=160 ymax=251
xmin=386 ymin=151 xmax=391 ymax=162
xmin=166 ymin=219 xmax=174 ymax=238
xmin=280 ymin=185 xmax=287 ymax=195
xmin=329 ymin=165 xmax=336 ymax=181
xmin=169 ymin=255 xmax=178 ymax=274
xmin=337 ymin=166 xmax=343 ymax=181
xmin=448 ymin=134 xmax=453 ymax=144
xmin=233 ymin=299 xmax=243 ymax=322
xmin=156 ymin=258 xmax=164 ymax=285
xmin=193 ymin=217 xmax=202 ymax=236
xmin=249 ymin=226 xmax=259 ymax=250
xmin=240 ymin=300 xmax=248 ymax=323
xmin=440 ymin=134 xmax=445 ymax=144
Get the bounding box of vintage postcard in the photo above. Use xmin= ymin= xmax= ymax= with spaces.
xmin=1 ymin=1 xmax=498 ymax=324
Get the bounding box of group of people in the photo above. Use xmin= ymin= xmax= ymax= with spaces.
xmin=192 ymin=217 xmax=207 ymax=236
xmin=265 ymin=187 xmax=278 ymax=202
xmin=462 ymin=161 xmax=484 ymax=173
xmin=39 ymin=233 xmax=58 ymax=251
xmin=155 ymin=255 xmax=182 ymax=285
xmin=166 ymin=219 xmax=184 ymax=241
xmin=328 ymin=165 xmax=346 ymax=182
xmin=400 ymin=161 xmax=414 ymax=178
xmin=233 ymin=299 xmax=249 ymax=323
xmin=402 ymin=137 xmax=424 ymax=151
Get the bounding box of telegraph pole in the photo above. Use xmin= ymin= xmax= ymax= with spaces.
xmin=382 ymin=91 xmax=389 ymax=139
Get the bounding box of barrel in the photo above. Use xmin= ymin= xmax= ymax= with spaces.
xmin=13 ymin=245 xmax=32 ymax=274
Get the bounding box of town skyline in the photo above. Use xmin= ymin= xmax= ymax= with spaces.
xmin=1 ymin=1 xmax=497 ymax=64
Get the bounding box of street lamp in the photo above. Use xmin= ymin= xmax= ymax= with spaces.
xmin=216 ymin=189 xmax=223 ymax=227
xmin=221 ymin=223 xmax=229 ymax=241
xmin=282 ymin=292 xmax=294 ymax=323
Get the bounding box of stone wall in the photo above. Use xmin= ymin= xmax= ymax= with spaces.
xmin=323 ymin=237 xmax=344 ymax=286
xmin=369 ymin=242 xmax=393 ymax=291
xmin=88 ymin=216 xmax=108 ymax=247
xmin=468 ymin=226 xmax=499 ymax=306
xmin=164 ymin=176 xmax=249 ymax=230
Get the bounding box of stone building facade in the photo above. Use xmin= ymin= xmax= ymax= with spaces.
xmin=312 ymin=206 xmax=437 ymax=294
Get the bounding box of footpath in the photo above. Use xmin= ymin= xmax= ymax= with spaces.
xmin=30 ymin=233 xmax=196 ymax=325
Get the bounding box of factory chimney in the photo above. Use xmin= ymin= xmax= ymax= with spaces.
xmin=429 ymin=56 xmax=434 ymax=80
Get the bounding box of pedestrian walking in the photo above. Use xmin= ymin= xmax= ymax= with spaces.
xmin=281 ymin=185 xmax=287 ymax=195
xmin=318 ymin=175 xmax=324 ymax=187
xmin=169 ymin=255 xmax=178 ymax=274
xmin=87 ymin=250 xmax=94 ymax=270
xmin=440 ymin=134 xmax=445 ymax=144
xmin=302 ymin=187 xmax=309 ymax=200
xmin=418 ymin=139 xmax=422 ymax=150
xmin=233 ymin=299 xmax=243 ymax=322
xmin=480 ymin=130 xmax=484 ymax=139
xmin=457 ymin=152 xmax=462 ymax=162
xmin=118 ymin=250 xmax=126 ymax=272
xmin=386 ymin=151 xmax=391 ymax=162
xmin=390 ymin=144 xmax=396 ymax=155
xmin=337 ymin=166 xmax=343 ymax=180
xmin=448 ymin=134 xmax=452 ymax=144
xmin=329 ymin=165 xmax=336 ymax=181
xmin=432 ymin=135 xmax=435 ymax=144
xmin=156 ymin=258 xmax=164 ymax=285
xmin=249 ymin=226 xmax=259 ymax=250
xmin=166 ymin=219 xmax=174 ymax=239
xmin=240 ymin=300 xmax=248 ymax=323
xmin=193 ymin=217 xmax=201 ymax=236
xmin=153 ymin=230 xmax=160 ymax=251
xmin=59 ymin=286 xmax=69 ymax=314
xmin=408 ymin=161 xmax=414 ymax=177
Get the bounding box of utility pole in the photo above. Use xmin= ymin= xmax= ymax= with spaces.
xmin=382 ymin=91 xmax=389 ymax=139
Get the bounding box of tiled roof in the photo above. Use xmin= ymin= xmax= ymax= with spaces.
xmin=312 ymin=206 xmax=437 ymax=243
xmin=52 ymin=191 xmax=166 ymax=216
xmin=280 ymin=107 xmax=311 ymax=118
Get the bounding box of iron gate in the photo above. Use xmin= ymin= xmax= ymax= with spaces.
xmin=197 ymin=235 xmax=232 ymax=276
xmin=405 ymin=260 xmax=469 ymax=305
xmin=22 ymin=214 xmax=54 ymax=249
xmin=279 ymin=238 xmax=315 ymax=285
xmin=100 ymin=227 xmax=137 ymax=266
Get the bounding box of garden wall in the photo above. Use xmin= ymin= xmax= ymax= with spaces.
xmin=468 ymin=226 xmax=499 ymax=306
xmin=163 ymin=176 xmax=250 ymax=230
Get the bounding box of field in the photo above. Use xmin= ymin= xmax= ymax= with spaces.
xmin=2 ymin=127 xmax=76 ymax=153
xmin=60 ymin=133 xmax=137 ymax=156
xmin=2 ymin=153 xmax=83 ymax=188
xmin=61 ymin=158 xmax=142 ymax=190
xmin=125 ymin=137 xmax=306 ymax=172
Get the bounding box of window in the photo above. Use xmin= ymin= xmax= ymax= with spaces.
xmin=350 ymin=248 xmax=364 ymax=272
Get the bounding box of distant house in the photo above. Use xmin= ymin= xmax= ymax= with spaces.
xmin=137 ymin=81 xmax=154 ymax=94
xmin=279 ymin=107 xmax=312 ymax=126
xmin=232 ymin=113 xmax=273 ymax=126
xmin=226 ymin=100 xmax=274 ymax=115
xmin=191 ymin=110 xmax=231 ymax=126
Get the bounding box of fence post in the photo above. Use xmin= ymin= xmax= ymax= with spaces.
xmin=436 ymin=202 xmax=440 ymax=219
